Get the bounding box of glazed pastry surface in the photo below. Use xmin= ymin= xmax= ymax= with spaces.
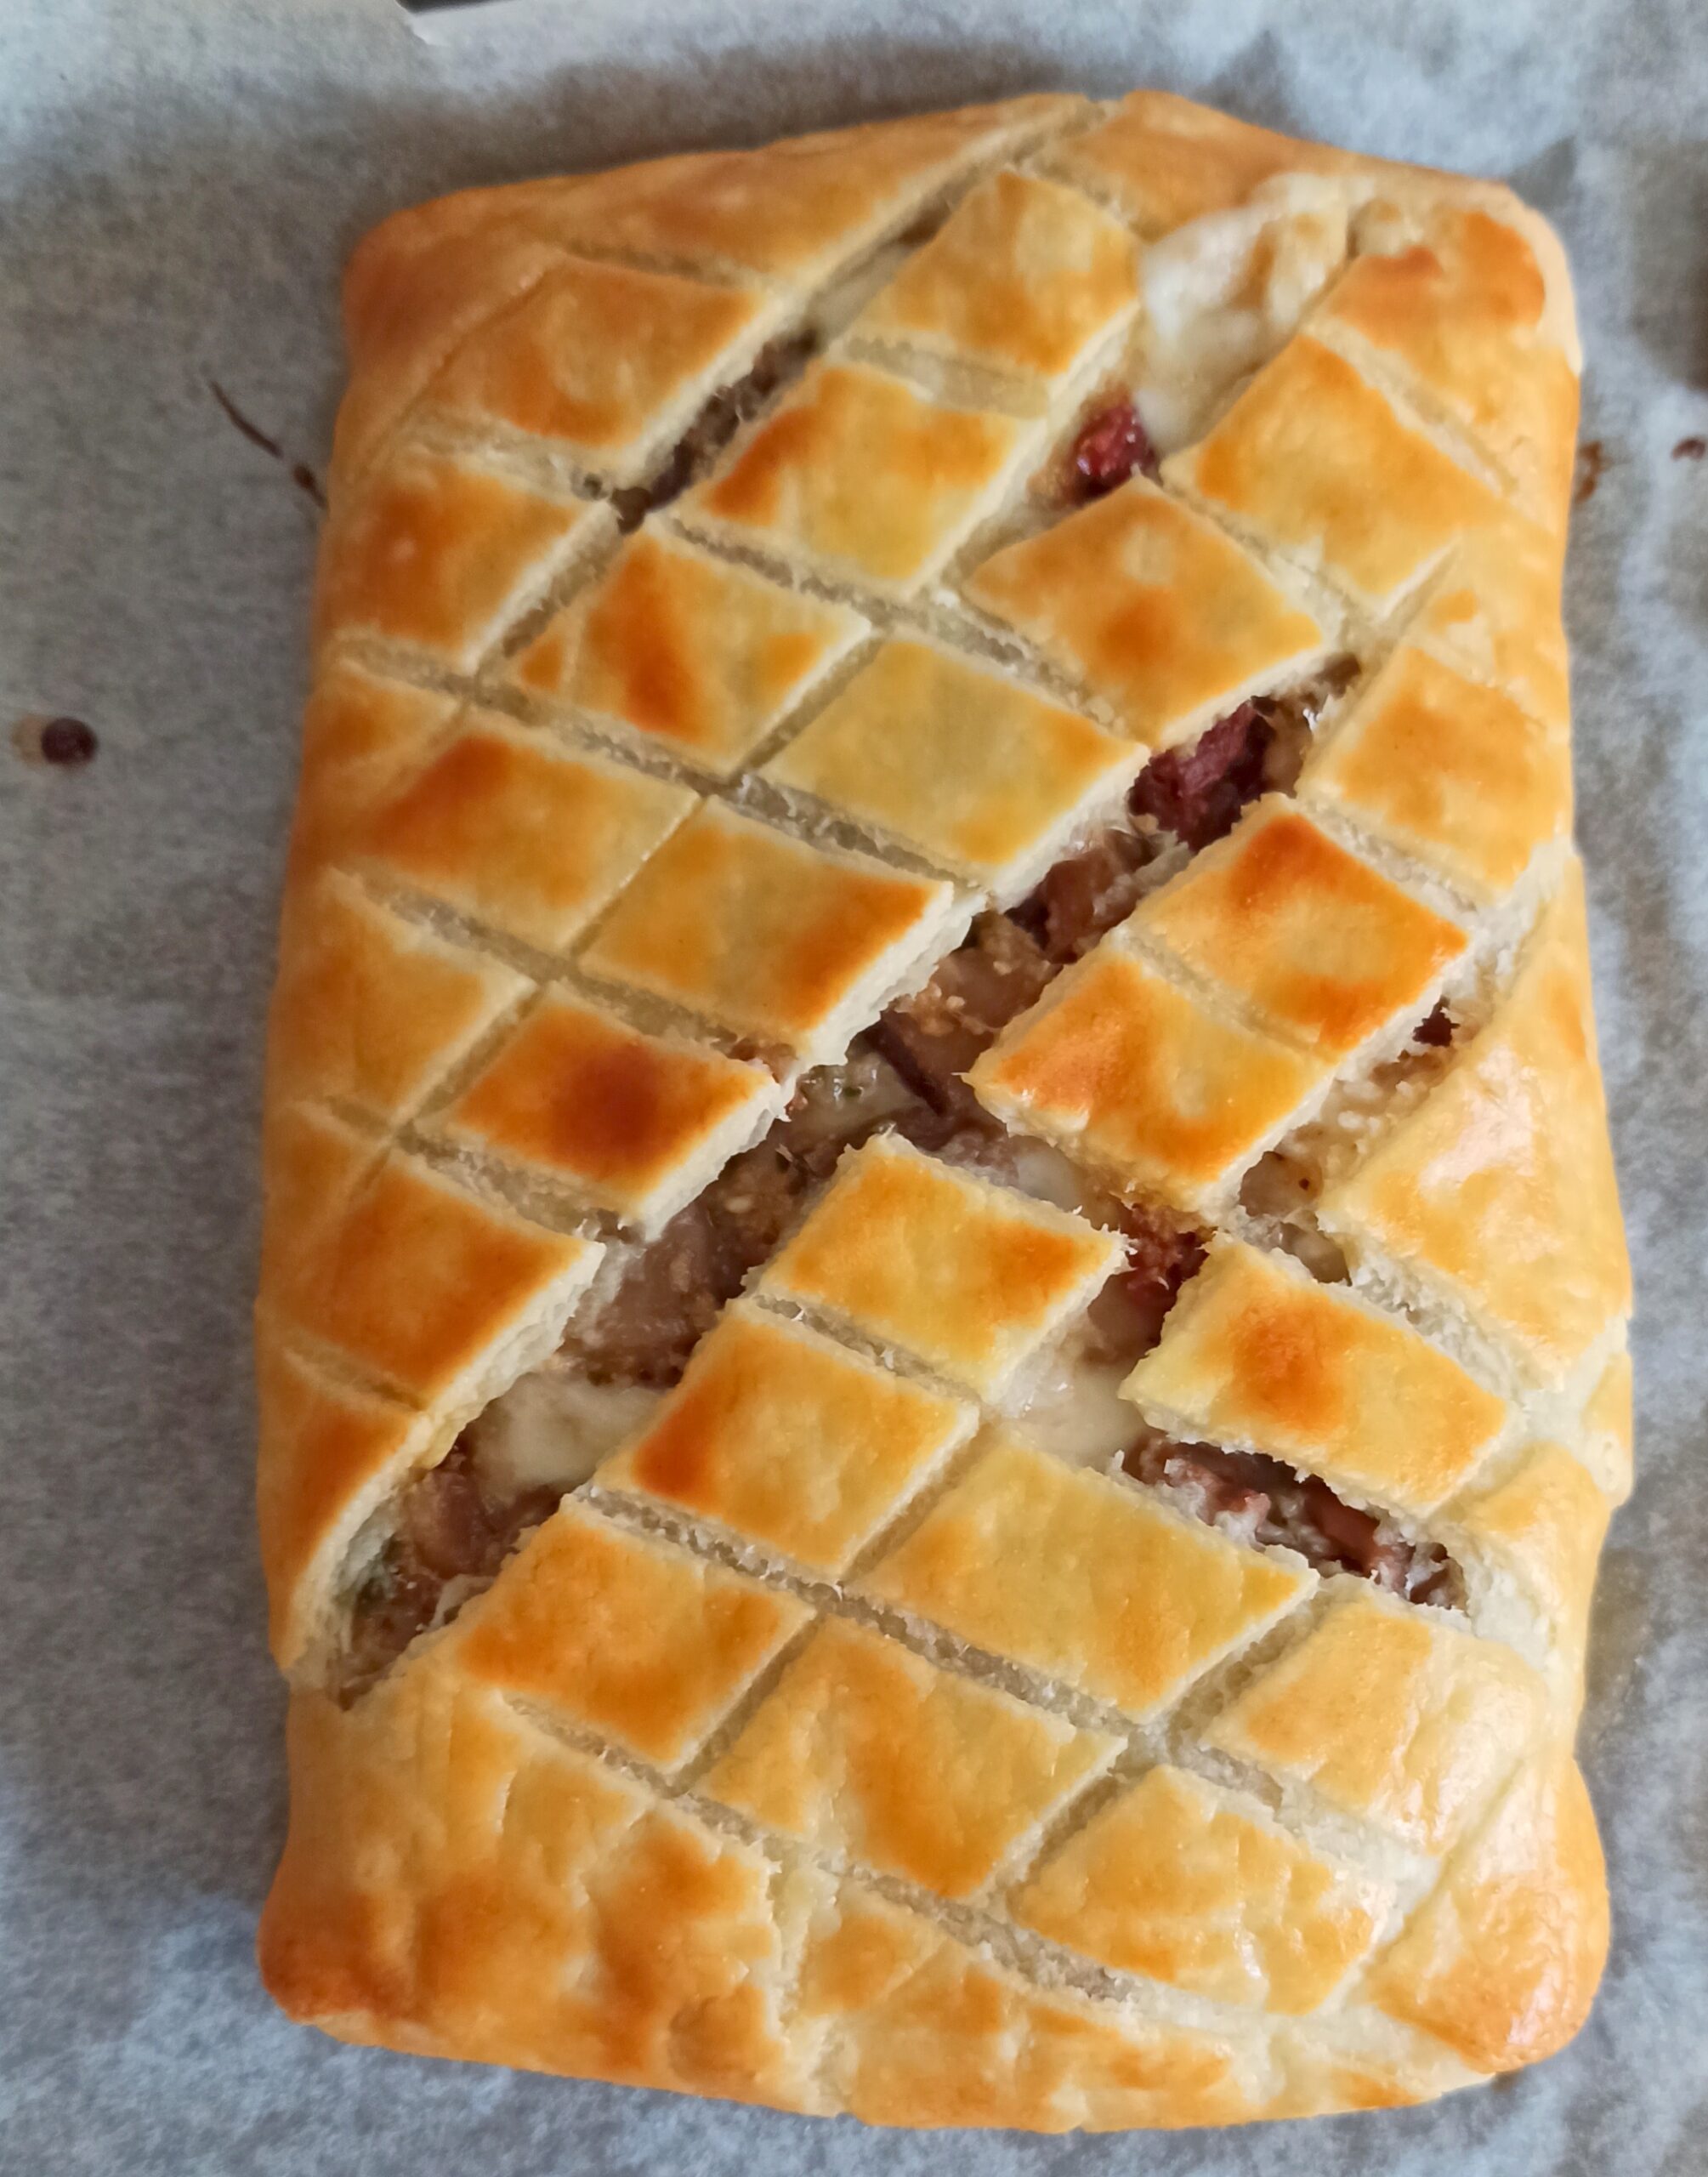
xmin=256 ymin=88 xmax=1626 ymax=2130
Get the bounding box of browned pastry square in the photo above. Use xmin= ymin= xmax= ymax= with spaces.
xmin=850 ymin=168 xmax=1139 ymax=391
xmin=762 ymin=636 xmax=1138 ymax=891
xmin=257 ymin=88 xmax=1623 ymax=2133
xmin=313 ymin=446 xmax=610 ymax=673
xmin=963 ymin=475 xmax=1329 ymax=746
xmin=678 ymin=360 xmax=1040 ymax=594
xmin=599 ymin=1301 xmax=977 ymax=1574
xmin=510 ymin=528 xmax=866 ymax=776
xmin=355 ymin=708 xmax=695 ymax=954
xmin=436 ymin=990 xmax=781 ymax=1235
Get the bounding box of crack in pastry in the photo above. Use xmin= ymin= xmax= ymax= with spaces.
xmin=1128 ymin=654 xmax=1359 ymax=850
xmin=329 ymin=662 xmax=1396 ymax=1698
xmin=1237 ymin=996 xmax=1467 ymax=1275
xmin=606 ymin=328 xmax=824 ymax=529
xmin=1058 ymin=393 xmax=1162 ymax=500
xmin=1122 ymin=1434 xmax=1467 ymax=1608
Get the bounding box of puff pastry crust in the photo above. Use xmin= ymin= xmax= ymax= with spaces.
xmin=258 ymin=88 xmax=1625 ymax=2133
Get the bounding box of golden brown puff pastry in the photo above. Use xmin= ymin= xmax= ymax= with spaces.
xmin=257 ymin=88 xmax=1626 ymax=2131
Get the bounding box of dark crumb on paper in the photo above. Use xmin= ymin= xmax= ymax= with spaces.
xmin=1572 ymin=440 xmax=1608 ymax=504
xmin=207 ymin=378 xmax=326 ymax=508
xmin=1673 ymin=435 xmax=1706 ymax=461
xmin=14 ymin=714 xmax=99 ymax=767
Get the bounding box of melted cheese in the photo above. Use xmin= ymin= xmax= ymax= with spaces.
xmin=467 ymin=1368 xmax=661 ymax=1497
xmin=1135 ymin=175 xmax=1352 ymax=451
xmin=1008 ymin=1334 xmax=1143 ymax=1468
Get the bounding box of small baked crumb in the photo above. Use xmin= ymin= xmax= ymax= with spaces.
xmin=14 ymin=713 xmax=99 ymax=767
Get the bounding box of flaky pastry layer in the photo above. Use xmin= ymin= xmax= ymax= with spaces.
xmin=256 ymin=88 xmax=1625 ymax=2131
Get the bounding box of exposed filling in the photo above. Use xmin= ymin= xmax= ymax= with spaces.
xmin=1125 ymin=1435 xmax=1466 ymax=1607
xmin=1011 ymin=1213 xmax=1206 ymax=1464
xmin=343 ymin=1436 xmax=561 ymax=1696
xmin=1133 ymin=177 xmax=1354 ymax=452
xmin=869 ymin=908 xmax=1058 ymax=1117
xmin=565 ymin=1043 xmax=974 ymax=1390
xmin=1134 ymin=657 xmax=1359 ymax=850
xmin=335 ymin=666 xmax=1360 ymax=1694
xmin=610 ymin=330 xmax=822 ymax=528
xmin=603 ymin=204 xmax=956 ymax=532
xmin=1061 ymin=395 xmax=1161 ymax=502
xmin=1240 ymin=998 xmax=1463 ymax=1269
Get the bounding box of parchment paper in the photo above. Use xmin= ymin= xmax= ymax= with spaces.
xmin=3 ymin=3 xmax=1704 ymax=2170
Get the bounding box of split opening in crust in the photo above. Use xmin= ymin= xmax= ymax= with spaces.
xmin=1239 ymin=998 xmax=1467 ymax=1283
xmin=334 ymin=660 xmax=1368 ymax=1699
xmin=608 ymin=329 xmax=822 ymax=530
xmin=1123 ymin=1431 xmax=1467 ymax=1608
xmin=604 ymin=204 xmax=956 ymax=531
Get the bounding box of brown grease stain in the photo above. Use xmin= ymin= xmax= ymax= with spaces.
xmin=1572 ymin=439 xmax=1608 ymax=504
xmin=13 ymin=713 xmax=98 ymax=767
xmin=207 ymin=378 xmax=325 ymax=507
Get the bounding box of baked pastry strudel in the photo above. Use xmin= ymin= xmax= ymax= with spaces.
xmin=256 ymin=88 xmax=1629 ymax=2129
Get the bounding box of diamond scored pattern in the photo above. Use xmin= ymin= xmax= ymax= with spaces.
xmin=438 ymin=990 xmax=781 ymax=1234
xmin=1126 ymin=1240 xmax=1510 ymax=1519
xmin=970 ymin=942 xmax=1328 ymax=1215
xmin=1132 ymin=799 xmax=1468 ymax=1061
xmin=1011 ymin=1764 xmax=1390 ymax=2011
xmin=451 ymin=1500 xmax=811 ymax=1771
xmin=1202 ymin=1589 xmax=1546 ymax=1855
xmin=701 ymin=1617 xmax=1119 ymax=1898
xmin=358 ymin=711 xmax=695 ymax=955
xmin=314 ymin=445 xmax=609 ymax=674
xmin=852 ymin=168 xmax=1140 ymax=390
xmin=963 ymin=477 xmax=1328 ymax=747
xmin=580 ymin=801 xmax=956 ymax=1063
xmin=264 ymin=98 xmax=1614 ymax=2123
xmin=511 ymin=527 xmax=866 ymax=777
xmin=422 ymin=256 xmax=782 ymax=486
xmin=1164 ymin=335 xmax=1508 ymax=618
xmin=763 ymin=636 xmax=1138 ymax=891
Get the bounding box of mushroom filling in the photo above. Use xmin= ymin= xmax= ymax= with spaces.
xmin=343 ymin=1435 xmax=561 ymax=1697
xmin=1240 ymin=1000 xmax=1464 ymax=1272
xmin=608 ymin=328 xmax=822 ymax=528
xmin=1124 ymin=1434 xmax=1466 ymax=1608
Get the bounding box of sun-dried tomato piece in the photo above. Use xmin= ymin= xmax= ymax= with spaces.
xmin=1131 ymin=702 xmax=1268 ymax=850
xmin=1067 ymin=398 xmax=1160 ymax=500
